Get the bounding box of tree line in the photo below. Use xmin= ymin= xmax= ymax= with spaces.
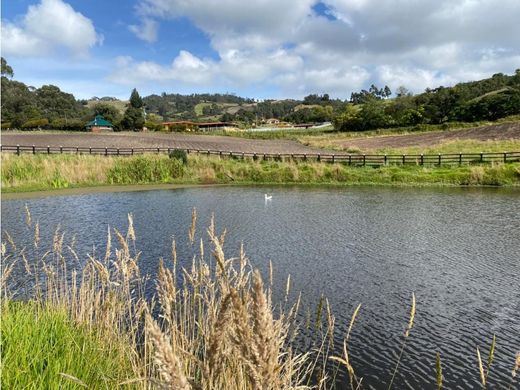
xmin=2 ymin=56 xmax=519 ymax=132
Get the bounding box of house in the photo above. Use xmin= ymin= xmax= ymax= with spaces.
xmin=162 ymin=121 xmax=237 ymax=132
xmin=86 ymin=115 xmax=114 ymax=132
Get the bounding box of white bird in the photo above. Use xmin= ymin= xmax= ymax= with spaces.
xmin=265 ymin=194 xmax=272 ymax=200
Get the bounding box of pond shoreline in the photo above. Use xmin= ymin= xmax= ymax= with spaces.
xmin=2 ymin=153 xmax=520 ymax=197
xmin=4 ymin=180 xmax=520 ymax=200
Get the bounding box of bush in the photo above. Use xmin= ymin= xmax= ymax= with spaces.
xmin=21 ymin=118 xmax=49 ymax=130
xmin=107 ymin=155 xmax=185 ymax=184
xmin=169 ymin=149 xmax=188 ymax=165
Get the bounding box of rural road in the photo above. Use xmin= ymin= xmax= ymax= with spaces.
xmin=1 ymin=132 xmax=326 ymax=154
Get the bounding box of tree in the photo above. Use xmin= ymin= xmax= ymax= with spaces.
xmin=395 ymin=86 xmax=411 ymax=97
xmin=129 ymin=88 xmax=144 ymax=108
xmin=383 ymin=85 xmax=392 ymax=99
xmin=90 ymin=102 xmax=122 ymax=126
xmin=122 ymin=88 xmax=145 ymax=131
xmin=1 ymin=57 xmax=14 ymax=78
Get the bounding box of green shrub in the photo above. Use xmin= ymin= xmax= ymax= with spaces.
xmin=107 ymin=155 xmax=185 ymax=184
xmin=21 ymin=118 xmax=49 ymax=130
xmin=169 ymin=149 xmax=188 ymax=165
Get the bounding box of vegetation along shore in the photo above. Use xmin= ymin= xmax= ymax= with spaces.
xmin=2 ymin=151 xmax=520 ymax=193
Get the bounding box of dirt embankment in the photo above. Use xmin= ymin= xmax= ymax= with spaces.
xmin=333 ymin=122 xmax=520 ymax=150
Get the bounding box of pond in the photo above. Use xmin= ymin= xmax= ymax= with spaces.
xmin=2 ymin=186 xmax=520 ymax=389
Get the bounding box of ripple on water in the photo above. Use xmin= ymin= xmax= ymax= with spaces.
xmin=2 ymin=186 xmax=520 ymax=388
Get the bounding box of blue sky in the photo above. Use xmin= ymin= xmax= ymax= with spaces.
xmin=2 ymin=0 xmax=519 ymax=100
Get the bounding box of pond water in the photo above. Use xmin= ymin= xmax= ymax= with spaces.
xmin=2 ymin=186 xmax=520 ymax=389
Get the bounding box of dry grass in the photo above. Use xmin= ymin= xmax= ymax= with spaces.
xmin=1 ymin=210 xmax=322 ymax=389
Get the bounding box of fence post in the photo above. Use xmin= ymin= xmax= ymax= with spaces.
xmin=438 ymin=153 xmax=441 ymax=166
xmin=363 ymin=154 xmax=366 ymax=166
xmin=131 ymin=148 xmax=134 ymax=155
xmin=384 ymin=154 xmax=387 ymax=165
xmin=105 ymin=147 xmax=108 ymax=156
xmin=219 ymin=151 xmax=222 ymax=159
xmin=402 ymin=154 xmax=406 ymax=165
xmin=157 ymin=147 xmax=160 ymax=154
xmin=480 ymin=152 xmax=483 ymax=163
xmin=60 ymin=146 xmax=63 ymax=154
xmin=47 ymin=145 xmax=50 ymax=155
xmin=89 ymin=147 xmax=92 ymax=155
xmin=459 ymin=153 xmax=462 ymax=165
xmin=32 ymin=145 xmax=36 ymax=154
xmin=317 ymin=154 xmax=321 ymax=162
xmin=348 ymin=155 xmax=352 ymax=165
xmin=17 ymin=144 xmax=20 ymax=156
xmin=420 ymin=154 xmax=423 ymax=166
xmin=332 ymin=154 xmax=335 ymax=163
xmin=304 ymin=154 xmax=307 ymax=161
xmin=503 ymin=152 xmax=507 ymax=163
xmin=117 ymin=148 xmax=120 ymax=156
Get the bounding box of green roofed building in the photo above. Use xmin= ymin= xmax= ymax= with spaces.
xmin=86 ymin=115 xmax=114 ymax=132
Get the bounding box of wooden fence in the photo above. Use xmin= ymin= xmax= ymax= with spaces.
xmin=1 ymin=144 xmax=519 ymax=167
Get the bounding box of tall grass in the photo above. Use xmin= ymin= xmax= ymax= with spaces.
xmin=2 ymin=211 xmax=519 ymax=389
xmin=2 ymin=153 xmax=520 ymax=192
xmin=1 ymin=301 xmax=135 ymax=389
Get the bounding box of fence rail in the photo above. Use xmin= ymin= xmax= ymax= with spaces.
xmin=1 ymin=144 xmax=519 ymax=167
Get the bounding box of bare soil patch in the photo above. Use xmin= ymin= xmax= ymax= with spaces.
xmin=331 ymin=122 xmax=520 ymax=151
xmin=1 ymin=132 xmax=325 ymax=154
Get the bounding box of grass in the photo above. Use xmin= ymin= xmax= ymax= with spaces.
xmin=2 ymin=211 xmax=519 ymax=389
xmin=2 ymin=153 xmax=520 ymax=192
xmin=1 ymin=301 xmax=135 ymax=389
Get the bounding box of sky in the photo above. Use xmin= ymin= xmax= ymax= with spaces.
xmin=2 ymin=0 xmax=519 ymax=100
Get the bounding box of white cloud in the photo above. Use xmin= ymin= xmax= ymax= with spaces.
xmin=115 ymin=0 xmax=520 ymax=97
xmin=109 ymin=51 xmax=215 ymax=85
xmin=129 ymin=18 xmax=159 ymax=43
xmin=1 ymin=0 xmax=101 ymax=58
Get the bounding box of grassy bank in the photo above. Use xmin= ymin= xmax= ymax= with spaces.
xmin=1 ymin=301 xmax=135 ymax=389
xmin=2 ymin=153 xmax=520 ymax=192
xmin=2 ymin=212 xmax=519 ymax=389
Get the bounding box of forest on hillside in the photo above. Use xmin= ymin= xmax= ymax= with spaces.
xmin=1 ymin=56 xmax=519 ymax=132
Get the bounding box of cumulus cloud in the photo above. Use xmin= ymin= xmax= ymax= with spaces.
xmin=1 ymin=0 xmax=101 ymax=58
xmin=129 ymin=18 xmax=159 ymax=43
xmin=115 ymin=0 xmax=520 ymax=97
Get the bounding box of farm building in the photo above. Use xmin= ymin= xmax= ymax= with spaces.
xmin=85 ymin=115 xmax=114 ymax=132
xmin=162 ymin=121 xmax=237 ymax=132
